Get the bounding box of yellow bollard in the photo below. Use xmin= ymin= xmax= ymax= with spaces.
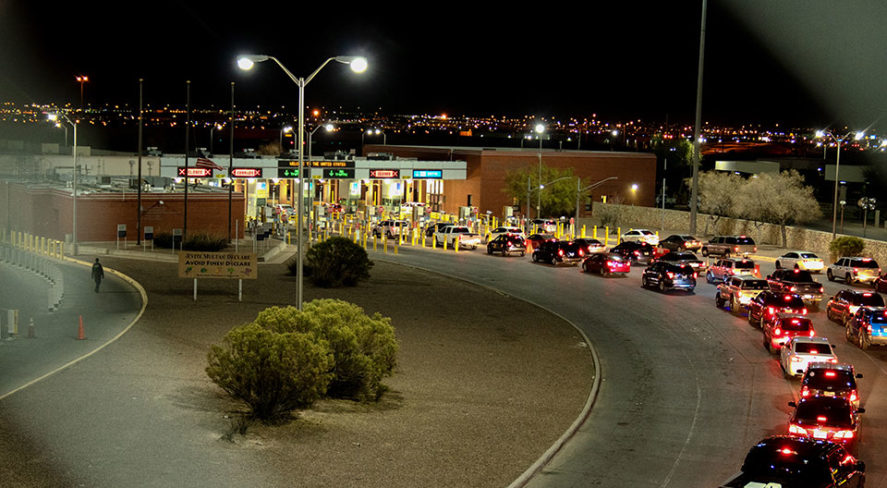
xmin=617 ymin=227 xmax=621 ymax=243
xmin=582 ymin=225 xmax=586 ymax=238
xmin=373 ymin=235 xmax=378 ymax=251
xmin=455 ymin=234 xmax=460 ymax=253
xmin=383 ymin=236 xmax=388 ymax=254
xmin=395 ymin=239 xmax=399 ymax=255
xmin=593 ymin=225 xmax=597 ymax=240
xmin=432 ymin=235 xmax=437 ymax=249
xmin=443 ymin=236 xmax=448 ymax=251
xmin=605 ymin=226 xmax=609 ymax=247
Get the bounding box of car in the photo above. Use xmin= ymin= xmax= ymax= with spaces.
xmin=530 ymin=219 xmax=557 ymax=233
xmin=641 ymin=262 xmax=696 ymax=293
xmin=374 ymin=219 xmax=408 ymax=238
xmin=718 ymin=436 xmax=865 ymax=488
xmin=787 ymin=396 xmax=864 ymax=449
xmin=486 ymin=234 xmax=526 ymax=257
xmin=581 ymin=252 xmax=630 ymax=277
xmin=486 ymin=226 xmax=524 ymax=243
xmin=872 ymin=273 xmax=887 ymax=293
xmin=762 ymin=313 xmax=815 ymax=353
xmin=658 ymin=234 xmax=702 ymax=252
xmin=826 ymin=289 xmax=885 ymax=325
xmin=767 ymin=269 xmax=825 ymax=308
xmin=610 ymin=241 xmax=655 ymax=264
xmin=532 ymin=240 xmax=584 ymax=266
xmin=424 ymin=222 xmax=452 ymax=237
xmin=715 ymin=276 xmax=770 ymax=313
xmin=776 ymin=251 xmax=826 ymax=273
xmin=701 ymin=235 xmax=757 ymax=257
xmin=656 ymin=251 xmax=707 ymax=273
xmin=705 ymin=257 xmax=757 ymax=284
xmin=779 ymin=336 xmax=838 ymax=378
xmin=844 ymin=305 xmax=887 ymax=350
xmin=827 ymin=257 xmax=881 ymax=284
xmin=621 ymin=228 xmax=659 ymax=246
xmin=747 ymin=290 xmax=808 ymax=328
xmin=526 ymin=233 xmax=556 ymax=250
xmin=800 ymin=363 xmax=862 ymax=408
xmin=573 ymin=238 xmax=606 ymax=254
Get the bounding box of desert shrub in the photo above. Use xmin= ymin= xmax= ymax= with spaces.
xmin=252 ymin=299 xmax=398 ymax=401
xmin=303 ymin=236 xmax=373 ymax=287
xmin=206 ymin=323 xmax=334 ymax=421
xmin=829 ymin=236 xmax=865 ymax=259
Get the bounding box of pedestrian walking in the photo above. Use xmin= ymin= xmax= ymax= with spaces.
xmin=91 ymin=258 xmax=104 ymax=293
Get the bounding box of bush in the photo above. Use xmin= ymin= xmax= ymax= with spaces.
xmin=301 ymin=236 xmax=373 ymax=287
xmin=829 ymin=236 xmax=865 ymax=259
xmin=206 ymin=323 xmax=334 ymax=421
xmin=252 ymin=299 xmax=398 ymax=402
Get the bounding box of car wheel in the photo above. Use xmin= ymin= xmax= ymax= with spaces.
xmin=748 ymin=310 xmax=757 ymax=325
xmin=701 ymin=248 xmax=708 ymax=257
xmin=845 ymin=325 xmax=854 ymax=343
xmin=659 ymin=279 xmax=667 ymax=292
xmin=827 ymin=269 xmax=835 ymax=281
xmin=759 ymin=315 xmax=766 ymax=329
xmin=642 ymin=276 xmax=649 ymax=288
xmin=532 ymin=253 xmax=539 ymax=263
xmin=764 ymin=335 xmax=772 ymax=352
xmin=730 ymin=295 xmax=740 ymax=314
xmin=775 ymin=261 xmax=782 ymax=269
xmin=715 ymin=294 xmax=724 ymax=308
xmin=602 ymin=267 xmax=609 ymax=277
xmin=860 ymin=332 xmax=871 ymax=350
xmin=782 ymin=363 xmax=792 ymax=379
xmin=487 ymin=247 xmax=492 ymax=255
xmin=706 ymin=271 xmax=714 ymax=284
xmin=520 ymin=251 xmax=525 ymax=257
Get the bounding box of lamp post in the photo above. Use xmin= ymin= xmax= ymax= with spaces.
xmin=238 ymin=54 xmax=367 ymax=310
xmin=535 ymin=123 xmax=545 ymax=217
xmin=48 ymin=112 xmax=78 ymax=254
xmin=308 ymin=123 xmax=334 ymax=242
xmin=816 ymin=129 xmax=864 ymax=240
xmin=308 ymin=123 xmax=334 ymax=159
xmin=575 ymin=176 xmax=618 ymax=224
xmin=75 ymin=75 xmax=88 ymax=108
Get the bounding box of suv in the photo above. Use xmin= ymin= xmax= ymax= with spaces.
xmin=641 ymin=262 xmax=696 ymax=293
xmin=716 ymin=276 xmax=769 ymax=313
xmin=800 ymin=363 xmax=862 ymax=408
xmin=532 ymin=240 xmax=583 ymax=266
xmin=719 ymin=436 xmax=865 ymax=488
xmin=701 ymin=235 xmax=757 ymax=257
xmin=826 ymin=289 xmax=885 ymax=325
xmin=845 ymin=305 xmax=887 ymax=350
xmin=827 ymin=257 xmax=881 ymax=284
xmin=706 ymin=257 xmax=757 ymax=283
xmin=762 ymin=313 xmax=815 ymax=353
xmin=374 ymin=219 xmax=408 ymax=238
xmin=747 ymin=290 xmax=807 ymax=328
xmin=531 ymin=219 xmax=557 ymax=233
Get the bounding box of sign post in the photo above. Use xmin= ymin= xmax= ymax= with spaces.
xmin=144 ymin=226 xmax=154 ymax=252
xmin=117 ymin=224 xmax=127 ymax=249
xmin=178 ymin=251 xmax=258 ymax=302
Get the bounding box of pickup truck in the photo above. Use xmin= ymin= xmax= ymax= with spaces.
xmin=715 ymin=276 xmax=769 ymax=313
xmin=767 ymin=268 xmax=824 ymax=308
xmin=434 ymin=225 xmax=481 ymax=249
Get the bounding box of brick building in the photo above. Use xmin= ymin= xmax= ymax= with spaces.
xmin=363 ymin=145 xmax=657 ymax=218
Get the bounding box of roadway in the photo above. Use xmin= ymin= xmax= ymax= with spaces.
xmin=371 ymin=241 xmax=887 ymax=487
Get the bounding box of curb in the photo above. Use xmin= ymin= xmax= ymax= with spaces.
xmin=373 ymin=256 xmax=602 ymax=488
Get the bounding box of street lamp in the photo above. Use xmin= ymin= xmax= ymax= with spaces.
xmin=535 ymin=123 xmax=545 ymax=217
xmin=48 ymin=112 xmax=78 ymax=254
xmin=280 ymin=125 xmax=294 ymax=154
xmin=575 ymin=176 xmax=618 ymax=224
xmin=361 ymin=127 xmax=386 ymax=147
xmin=238 ymin=53 xmax=367 ymax=310
xmin=308 ymin=123 xmax=335 ymax=158
xmin=816 ymin=129 xmax=864 ymax=240
xmin=75 ymin=75 xmax=89 ymax=108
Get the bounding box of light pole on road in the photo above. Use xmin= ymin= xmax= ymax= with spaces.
xmin=238 ymin=54 xmax=367 ymax=310
xmin=816 ymin=129 xmax=864 ymax=240
xmin=48 ymin=112 xmax=79 ymax=255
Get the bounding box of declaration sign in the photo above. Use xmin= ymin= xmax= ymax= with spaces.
xmin=178 ymin=251 xmax=257 ymax=280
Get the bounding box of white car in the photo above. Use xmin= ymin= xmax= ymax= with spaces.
xmin=779 ymin=336 xmax=839 ymax=378
xmin=776 ymin=251 xmax=825 ymax=273
xmin=621 ymin=229 xmax=660 ymax=246
xmin=827 ymin=257 xmax=881 ymax=284
xmin=531 ymin=219 xmax=557 ymax=233
xmin=486 ymin=226 xmax=525 ymax=243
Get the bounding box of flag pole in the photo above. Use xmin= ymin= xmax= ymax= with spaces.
xmin=184 ymin=80 xmax=191 ymax=240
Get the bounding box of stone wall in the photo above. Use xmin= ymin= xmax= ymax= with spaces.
xmin=582 ymin=202 xmax=887 ymax=266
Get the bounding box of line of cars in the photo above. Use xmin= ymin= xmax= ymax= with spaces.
xmin=714 ymin=257 xmax=884 ymax=486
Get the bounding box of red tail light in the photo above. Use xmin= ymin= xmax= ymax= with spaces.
xmin=579 ymin=249 xmax=584 ymax=256
xmin=789 ymin=424 xmax=808 ymax=436
xmin=734 ymin=246 xmax=740 ymax=252
xmin=558 ymin=249 xmax=564 ymax=257
xmin=790 ymin=286 xmax=798 ymax=292
xmin=849 ymin=390 xmax=858 ymax=402
xmin=667 ymin=272 xmax=675 ymax=279
xmin=834 ymin=430 xmax=855 ymax=440
xmin=802 ymin=308 xmax=808 ymax=315
xmin=768 ymin=306 xmax=775 ymax=315
xmin=774 ymin=327 xmax=782 ymax=336
xmin=801 ymin=386 xmax=810 ymax=397
xmin=816 ymin=416 xmax=828 ymax=423
xmin=809 ymin=330 xmax=816 ymax=337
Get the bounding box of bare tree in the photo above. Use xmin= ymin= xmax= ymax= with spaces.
xmin=734 ymin=170 xmax=821 ymax=247
xmin=687 ymin=171 xmax=742 ymax=234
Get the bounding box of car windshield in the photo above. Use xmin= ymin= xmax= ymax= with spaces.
xmin=794 ymin=400 xmax=853 ymax=427
xmin=858 ymin=294 xmax=885 ymax=307
xmin=607 ymin=254 xmax=626 ymax=262
xmin=737 ymin=237 xmax=755 ymax=244
xmin=800 ymin=253 xmax=819 ymax=259
xmin=451 ymin=227 xmax=469 ymax=232
xmin=803 ymin=370 xmax=855 ymax=391
xmin=783 ymin=270 xmax=814 ymax=281
xmin=779 ymin=318 xmax=812 ymax=331
xmin=734 ymin=261 xmax=755 ymax=269
xmin=665 ymin=253 xmax=697 ymax=260
xmin=794 ymin=342 xmax=832 ymax=355
xmin=851 ymin=259 xmax=879 ymax=268
xmin=741 ymin=280 xmax=769 ymax=290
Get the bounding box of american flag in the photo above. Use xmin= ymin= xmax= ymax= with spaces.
xmin=195 ymin=157 xmax=224 ymax=171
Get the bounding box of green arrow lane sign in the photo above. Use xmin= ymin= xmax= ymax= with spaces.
xmin=277 ymin=168 xmax=310 ymax=178
xmin=323 ymin=168 xmax=355 ymax=178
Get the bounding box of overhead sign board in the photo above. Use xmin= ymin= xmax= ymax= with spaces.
xmin=230 ymin=167 xmax=263 ymax=178
xmin=412 ymin=169 xmax=443 ymax=179
xmin=323 ymin=168 xmax=355 ymax=179
xmin=178 ymin=251 xmax=258 ymax=280
xmin=278 ymin=159 xmax=354 ymax=168
xmin=370 ymin=169 xmax=400 ymax=179
xmin=178 ymin=167 xmax=213 ymax=177
xmin=278 ymin=168 xmax=310 ymax=178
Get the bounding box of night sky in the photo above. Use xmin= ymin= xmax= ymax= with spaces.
xmin=1 ymin=1 xmax=885 ymax=129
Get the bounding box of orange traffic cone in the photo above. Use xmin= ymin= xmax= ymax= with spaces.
xmin=78 ymin=315 xmax=86 ymax=340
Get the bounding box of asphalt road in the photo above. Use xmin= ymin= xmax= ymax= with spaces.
xmin=372 ymin=243 xmax=887 ymax=487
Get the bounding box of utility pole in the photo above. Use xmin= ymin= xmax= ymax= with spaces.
xmin=689 ymin=0 xmax=707 ymax=235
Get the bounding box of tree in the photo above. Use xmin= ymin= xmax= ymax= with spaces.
xmin=688 ymin=171 xmax=743 ymax=234
xmin=652 ymin=135 xmax=693 ymax=205
xmin=734 ymin=170 xmax=822 ymax=247
xmin=503 ymin=164 xmax=580 ymax=218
